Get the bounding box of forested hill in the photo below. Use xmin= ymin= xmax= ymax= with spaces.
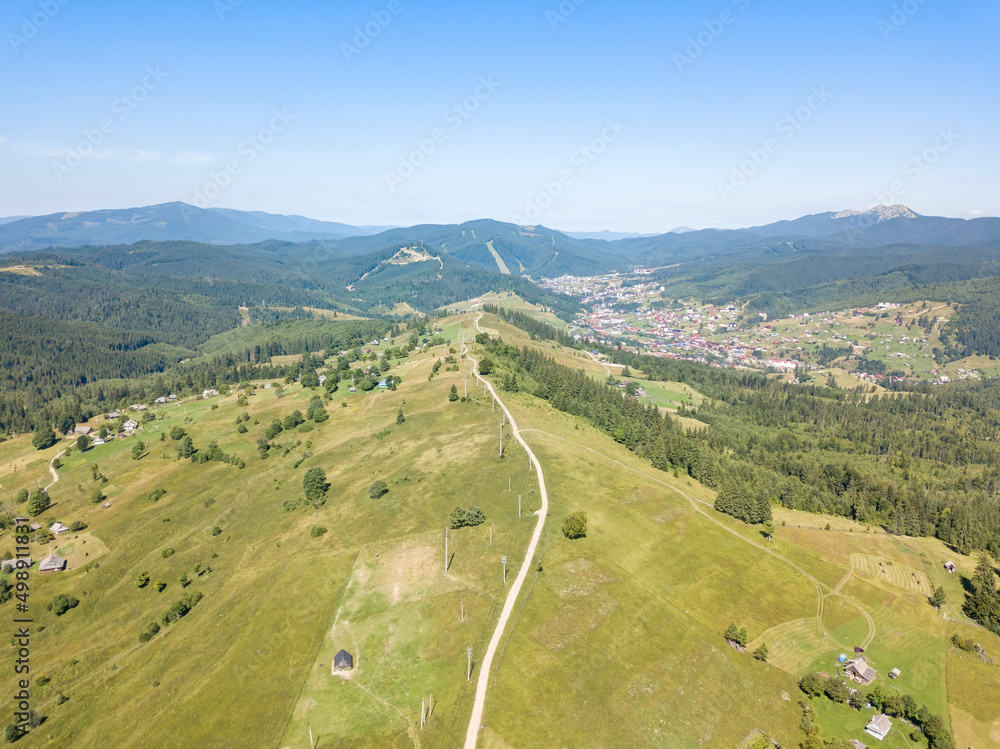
xmin=0 ymin=243 xmax=581 ymax=434
xmin=480 ymin=312 xmax=1000 ymax=557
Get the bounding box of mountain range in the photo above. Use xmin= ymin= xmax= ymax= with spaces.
xmin=3 ymin=202 xmax=1000 ymax=281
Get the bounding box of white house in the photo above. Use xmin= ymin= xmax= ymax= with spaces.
xmin=865 ymin=713 xmax=892 ymax=741
xmin=123 ymin=419 xmax=139 ymax=432
xmin=50 ymin=522 xmax=69 ymax=535
xmin=203 ymin=389 xmax=219 ymax=398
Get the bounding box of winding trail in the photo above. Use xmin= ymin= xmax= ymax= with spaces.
xmin=462 ymin=314 xmax=549 ymax=749
xmin=44 ymin=449 xmax=66 ymax=491
xmin=518 ymin=427 xmax=876 ymax=650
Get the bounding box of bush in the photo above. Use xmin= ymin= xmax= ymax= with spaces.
xmin=562 ymin=511 xmax=587 ymax=539
xmin=237 ymin=423 xmax=248 ymax=434
xmin=211 ymin=526 xmax=222 ymax=536
xmin=162 ymin=548 xmax=175 ymax=558
xmin=136 ymin=572 xmax=150 ymax=588
xmin=310 ymin=525 xmax=328 ymax=538
xmin=138 ymin=622 xmax=161 ymax=643
xmin=161 ymin=591 xmax=204 ymax=626
xmin=14 ymin=488 xmax=28 ymax=504
xmin=47 ymin=593 xmax=80 ymax=616
xmin=169 ymin=425 xmax=186 ymax=440
xmin=90 ymin=489 xmax=105 ymax=504
xmin=369 ymin=480 xmax=389 ymax=499
xmin=465 ymin=505 xmax=485 ymax=526
xmin=68 ymin=520 xmax=86 ymax=532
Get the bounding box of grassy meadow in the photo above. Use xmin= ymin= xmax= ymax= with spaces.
xmin=1 ymin=310 xmax=998 ymax=748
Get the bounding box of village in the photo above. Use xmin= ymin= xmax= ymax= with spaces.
xmin=538 ymin=272 xmax=990 ymax=385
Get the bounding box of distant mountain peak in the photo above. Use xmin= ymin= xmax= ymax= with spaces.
xmin=670 ymin=226 xmax=696 ymax=234
xmin=834 ymin=204 xmax=918 ymax=221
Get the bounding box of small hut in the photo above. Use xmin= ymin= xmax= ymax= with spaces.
xmin=333 ymin=649 xmax=354 ymax=671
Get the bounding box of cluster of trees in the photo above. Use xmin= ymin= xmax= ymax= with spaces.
xmin=963 ymin=555 xmax=1000 ymax=636
xmin=714 ymin=472 xmax=773 ymax=526
xmin=449 ymin=506 xmax=485 ymax=529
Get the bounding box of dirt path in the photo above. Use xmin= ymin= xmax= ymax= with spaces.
xmin=44 ymin=449 xmax=66 ymax=491
xmin=518 ymin=427 xmax=876 ymax=650
xmin=462 ymin=314 xmax=549 ymax=749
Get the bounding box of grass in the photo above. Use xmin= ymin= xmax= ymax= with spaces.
xmin=2 ymin=309 xmax=999 ymax=747
xmin=0 ymin=331 xmax=530 ymax=747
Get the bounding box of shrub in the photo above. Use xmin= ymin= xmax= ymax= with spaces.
xmin=27 ymin=489 xmax=51 ymax=516
xmin=136 ymin=572 xmax=150 ymax=588
xmin=236 ymin=423 xmax=248 ymax=434
xmin=562 ymin=511 xmax=587 ymax=539
xmin=162 ymin=548 xmax=175 ymax=558
xmin=138 ymin=622 xmax=161 ymax=643
xmin=310 ymin=525 xmax=328 ymax=538
xmin=368 ymin=480 xmax=389 ymax=499
xmin=161 ymin=591 xmax=204 ymax=626
xmin=47 ymin=593 xmax=80 ymax=616
xmin=169 ymin=425 xmax=186 ymax=440
xmin=68 ymin=520 xmax=86 ymax=532
xmin=90 ymin=489 xmax=106 ymax=504
xmin=465 ymin=505 xmax=485 ymax=526
xmin=211 ymin=526 xmax=222 ymax=536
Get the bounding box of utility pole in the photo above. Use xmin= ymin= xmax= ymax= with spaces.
xmin=502 ymin=555 xmax=507 ymax=584
xmin=461 ymin=600 xmax=465 ymax=622
xmin=467 ymin=647 xmax=473 ymax=681
xmin=508 ymin=476 xmax=511 ymax=491
xmin=499 ymin=424 xmax=503 ymax=458
xmin=518 ymin=494 xmax=522 ymax=518
xmin=421 ymin=698 xmax=426 ymax=729
xmin=444 ymin=527 xmax=449 ymax=571
xmin=309 ymin=725 xmax=315 ymax=749
xmin=489 ymin=525 xmax=493 ymax=545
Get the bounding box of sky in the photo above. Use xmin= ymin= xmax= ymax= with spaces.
xmin=1 ymin=0 xmax=998 ymax=233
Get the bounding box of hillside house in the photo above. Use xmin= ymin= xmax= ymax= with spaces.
xmin=39 ymin=548 xmax=67 ymax=574
xmin=130 ymin=404 xmax=147 ymax=411
xmin=73 ymin=425 xmax=93 ymax=436
xmin=846 ymin=657 xmax=877 ymax=685
xmin=888 ymin=668 xmax=901 ymax=679
xmin=203 ymin=389 xmax=219 ymax=398
xmin=123 ymin=419 xmax=139 ymax=432
xmin=106 ymin=410 xmax=121 ymax=419
xmin=168 ymin=394 xmax=178 ymax=401
xmin=92 ymin=437 xmax=105 ymax=446
xmin=50 ymin=522 xmax=69 ymax=535
xmin=944 ymin=561 xmax=956 ymax=573
xmin=154 ymin=397 xmax=167 ymax=405
xmin=865 ymin=713 xmax=892 ymax=741
xmin=1 ymin=557 xmax=30 ymax=572
xmin=333 ymin=649 xmax=354 ymax=671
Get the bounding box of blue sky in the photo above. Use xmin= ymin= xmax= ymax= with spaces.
xmin=1 ymin=0 xmax=997 ymax=232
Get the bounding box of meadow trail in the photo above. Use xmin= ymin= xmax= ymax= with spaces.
xmin=517 ymin=428 xmax=877 ymax=651
xmin=462 ymin=314 xmax=549 ymax=749
xmin=45 ymin=448 xmax=66 ymax=490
